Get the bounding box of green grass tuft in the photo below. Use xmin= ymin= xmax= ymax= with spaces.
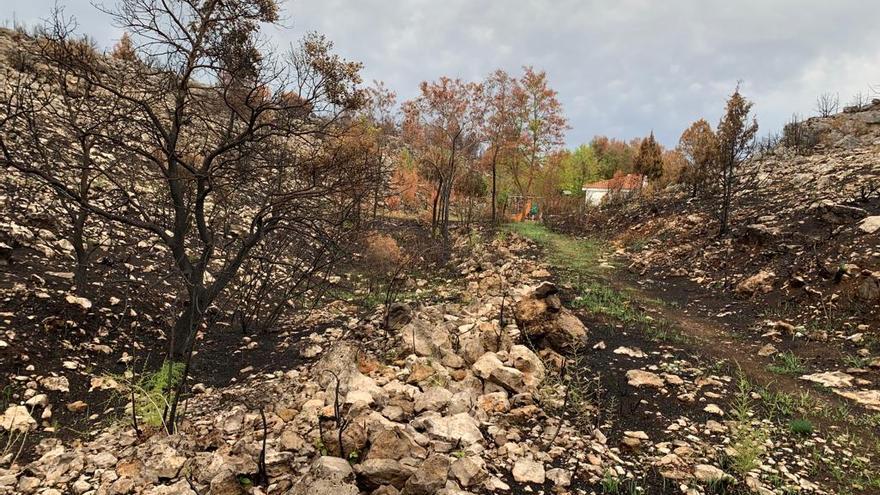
xmin=767 ymin=351 xmax=806 ymax=376
xmin=110 ymin=361 xmax=186 ymax=428
xmin=789 ymin=418 xmax=814 ymax=436
xmin=506 ymin=222 xmax=686 ymax=343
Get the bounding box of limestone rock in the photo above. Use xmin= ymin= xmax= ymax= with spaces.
xmin=311 ymin=456 xmax=354 ymax=481
xmin=472 ymin=352 xmax=504 ymax=380
xmin=413 ymin=387 xmax=453 ymax=413
xmin=356 ymin=458 xmax=415 ymax=489
xmin=546 ymin=467 xmax=572 ymax=488
xmin=626 ymin=369 xmax=665 ymax=388
xmin=401 ymin=318 xmax=451 ymax=358
xmin=736 ymin=270 xmax=775 ymax=295
xmin=509 ymin=344 xmax=545 ymax=389
xmin=402 ymin=454 xmax=449 ymax=495
xmin=367 ymin=428 xmax=427 ymax=461
xmin=0 ymin=405 xmax=36 ymax=432
xmin=858 ymin=275 xmax=880 ymax=303
xmin=450 ymin=456 xmax=487 ymax=488
xmin=414 ymin=412 xmax=483 ymax=446
xmin=858 ymin=216 xmax=880 ymax=234
xmin=800 ymin=371 xmax=855 ymax=388
xmin=511 ymin=458 xmax=545 ymax=484
xmin=513 ymin=282 xmax=587 ymax=350
xmin=693 ymin=464 xmax=733 ymax=483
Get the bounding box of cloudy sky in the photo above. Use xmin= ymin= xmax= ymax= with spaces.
xmin=6 ymin=0 xmax=880 ymax=146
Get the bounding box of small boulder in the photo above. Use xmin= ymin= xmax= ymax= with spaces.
xmin=626 ymin=369 xmax=665 ymax=388
xmin=693 ymin=464 xmax=733 ymax=484
xmin=0 ymin=405 xmax=36 ymax=432
xmin=367 ymin=428 xmax=427 ymax=461
xmin=311 ymin=456 xmax=354 ymax=481
xmin=414 ymin=412 xmax=483 ymax=446
xmin=511 ymin=458 xmax=545 ymax=484
xmin=858 ymin=275 xmax=880 ymax=303
xmin=513 ymin=283 xmax=587 ymax=351
xmin=546 ymin=468 xmax=572 ymax=488
xmin=509 ymin=345 xmax=545 ymax=389
xmin=403 ymin=454 xmax=449 ymax=495
xmin=450 ymin=456 xmax=487 ymax=488
xmin=859 ymin=216 xmax=880 ymax=234
xmin=355 ymin=458 xmax=415 ymax=489
xmin=736 ymin=270 xmax=775 ymax=296
xmin=413 ymin=387 xmax=453 ymax=413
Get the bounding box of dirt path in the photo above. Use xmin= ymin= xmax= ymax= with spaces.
xmin=614 ymin=271 xmax=880 ymax=425
xmin=506 ymin=221 xmax=880 ymax=494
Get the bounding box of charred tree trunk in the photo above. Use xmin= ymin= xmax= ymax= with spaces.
xmin=71 ymin=209 xmax=89 ymax=295
xmin=169 ymin=284 xmax=209 ymax=361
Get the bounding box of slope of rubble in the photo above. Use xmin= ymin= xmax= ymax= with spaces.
xmin=571 ymin=101 xmax=880 ymax=326
xmin=544 ymin=102 xmax=880 ymax=416
xmin=4 ymin=229 xmax=879 ymax=495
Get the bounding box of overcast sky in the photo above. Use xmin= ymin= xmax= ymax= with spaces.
xmin=6 ymin=0 xmax=880 ymax=147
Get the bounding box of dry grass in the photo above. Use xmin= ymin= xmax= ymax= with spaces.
xmin=363 ymin=232 xmax=403 ymax=271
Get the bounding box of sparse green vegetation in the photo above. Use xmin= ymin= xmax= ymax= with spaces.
xmin=729 ymin=374 xmax=769 ymax=474
xmin=571 ymin=281 xmax=642 ymax=322
xmin=758 ymin=388 xmax=801 ymax=420
xmin=507 ymin=222 xmax=686 ymax=343
xmin=505 ymin=222 xmax=606 ymax=278
xmin=789 ymin=418 xmax=814 ymax=436
xmin=600 ymin=470 xmax=625 ymax=494
xmin=767 ymin=351 xmax=806 ymax=376
xmin=110 ymin=361 xmax=185 ymax=429
xmin=843 ymin=354 xmax=869 ymax=369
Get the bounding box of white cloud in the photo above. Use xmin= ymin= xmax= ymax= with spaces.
xmin=5 ymin=0 xmax=879 ymax=146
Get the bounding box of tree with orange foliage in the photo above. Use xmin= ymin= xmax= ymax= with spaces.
xmin=634 ymin=131 xmax=663 ymax=181
xmin=660 ymin=148 xmax=687 ymax=187
xmin=716 ymin=85 xmax=758 ymax=236
xmin=362 ymin=81 xmax=398 ymax=218
xmin=480 ymin=69 xmax=521 ymax=222
xmin=110 ymin=32 xmax=138 ymax=62
xmin=402 ymin=77 xmax=482 ymax=239
xmin=510 ymin=67 xmax=568 ymax=205
xmin=677 ymin=119 xmax=717 ymax=197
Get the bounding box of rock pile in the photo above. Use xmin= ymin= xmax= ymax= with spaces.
xmin=0 ymin=232 xmax=597 ymax=495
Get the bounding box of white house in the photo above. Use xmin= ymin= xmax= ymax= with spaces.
xmin=582 ymin=173 xmax=645 ymax=205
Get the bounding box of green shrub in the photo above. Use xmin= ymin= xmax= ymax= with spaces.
xmin=111 ymin=361 xmax=186 ymax=428
xmin=767 ymin=351 xmax=806 ymax=376
xmin=789 ymin=418 xmax=814 ymax=436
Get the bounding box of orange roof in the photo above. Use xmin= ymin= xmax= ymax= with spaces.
xmin=582 ymin=173 xmax=644 ymax=191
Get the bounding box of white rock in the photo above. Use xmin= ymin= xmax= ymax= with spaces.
xmin=0 ymin=405 xmax=36 ymax=432
xmin=64 ymin=294 xmax=93 ymax=310
xmin=626 ymin=369 xmax=665 ymax=388
xmin=800 ymin=371 xmax=855 ymax=388
xmin=693 ymin=464 xmax=732 ymax=483
xmin=511 ymin=458 xmax=545 ymax=484
xmin=414 ymin=387 xmax=453 ymax=412
xmin=613 ymin=346 xmax=646 ymax=358
xmin=859 ymin=216 xmax=880 ymax=234
xmin=472 ymin=352 xmax=504 ymax=380
xmin=704 ymin=404 xmax=725 ymax=416
xmin=40 ymin=375 xmax=70 ymax=392
xmin=416 ymin=412 xmax=483 ymax=446
xmin=450 ymin=456 xmax=487 ymax=487
xmin=546 ymin=467 xmax=572 ymax=487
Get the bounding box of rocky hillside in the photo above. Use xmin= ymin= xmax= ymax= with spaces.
xmin=571 ymin=101 xmax=880 ymax=342
xmin=4 ymin=227 xmax=880 ymax=495
xmin=2 ymin=19 xmax=880 ymax=495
